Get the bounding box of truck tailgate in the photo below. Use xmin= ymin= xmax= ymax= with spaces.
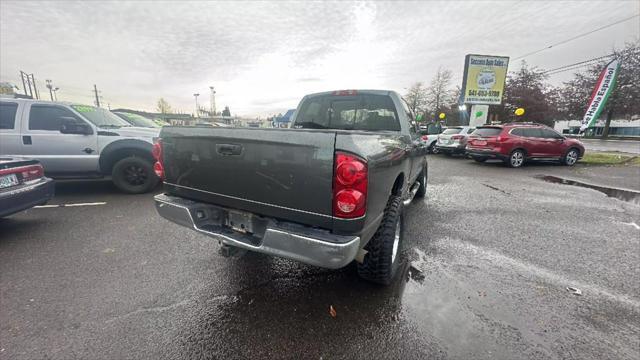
xmin=160 ymin=127 xmax=336 ymax=229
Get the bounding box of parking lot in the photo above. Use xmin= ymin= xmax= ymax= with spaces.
xmin=1 ymin=155 xmax=639 ymax=360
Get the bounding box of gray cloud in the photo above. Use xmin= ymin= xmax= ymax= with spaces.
xmin=1 ymin=1 xmax=637 ymax=116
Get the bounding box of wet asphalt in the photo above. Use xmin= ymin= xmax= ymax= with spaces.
xmin=1 ymin=155 xmax=639 ymax=360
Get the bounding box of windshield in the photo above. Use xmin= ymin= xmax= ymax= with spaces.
xmin=114 ymin=112 xmax=159 ymax=128
xmin=71 ymin=105 xmax=131 ymax=128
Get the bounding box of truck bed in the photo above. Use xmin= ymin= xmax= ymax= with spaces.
xmin=160 ymin=127 xmax=337 ymax=229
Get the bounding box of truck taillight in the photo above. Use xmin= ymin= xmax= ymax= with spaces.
xmin=333 ymin=152 xmax=367 ymax=218
xmin=152 ymin=139 xmax=164 ymax=179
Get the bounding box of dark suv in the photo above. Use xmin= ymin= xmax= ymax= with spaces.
xmin=466 ymin=123 xmax=585 ymax=168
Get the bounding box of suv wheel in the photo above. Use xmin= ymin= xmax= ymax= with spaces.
xmin=507 ymin=149 xmax=525 ymax=168
xmin=112 ymin=156 xmax=159 ymax=194
xmin=562 ymin=148 xmax=579 ymax=166
xmin=357 ymin=196 xmax=403 ymax=285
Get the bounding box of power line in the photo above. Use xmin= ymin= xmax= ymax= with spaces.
xmin=542 ymin=48 xmax=639 ymax=76
xmin=513 ymin=14 xmax=640 ymax=60
xmin=542 ymin=53 xmax=615 ymax=74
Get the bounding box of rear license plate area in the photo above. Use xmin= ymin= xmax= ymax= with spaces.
xmin=0 ymin=174 xmax=19 ymax=189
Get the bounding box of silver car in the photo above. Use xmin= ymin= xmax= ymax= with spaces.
xmin=0 ymin=99 xmax=160 ymax=193
xmin=435 ymin=126 xmax=475 ymax=155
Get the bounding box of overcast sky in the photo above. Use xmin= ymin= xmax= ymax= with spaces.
xmin=1 ymin=1 xmax=638 ymax=117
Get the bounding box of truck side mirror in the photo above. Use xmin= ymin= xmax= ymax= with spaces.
xmin=60 ymin=118 xmax=93 ymax=135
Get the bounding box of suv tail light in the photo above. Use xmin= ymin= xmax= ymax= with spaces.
xmin=451 ymin=135 xmax=464 ymax=141
xmin=421 ymin=135 xmax=429 ymax=141
xmin=333 ymin=152 xmax=367 ymax=218
xmin=152 ymin=139 xmax=164 ymax=179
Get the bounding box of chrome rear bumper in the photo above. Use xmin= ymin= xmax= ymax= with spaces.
xmin=154 ymin=194 xmax=360 ymax=269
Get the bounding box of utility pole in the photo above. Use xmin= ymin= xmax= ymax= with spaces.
xmin=193 ymin=93 xmax=200 ymax=118
xmin=209 ymin=86 xmax=216 ymax=115
xmin=93 ymin=84 xmax=101 ymax=107
xmin=46 ymin=79 xmax=54 ymax=101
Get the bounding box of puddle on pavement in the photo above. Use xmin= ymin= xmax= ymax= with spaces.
xmin=537 ymin=175 xmax=640 ymax=204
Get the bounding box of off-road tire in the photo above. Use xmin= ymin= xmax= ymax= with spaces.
xmin=112 ymin=156 xmax=159 ymax=194
xmin=357 ymin=196 xmax=403 ymax=285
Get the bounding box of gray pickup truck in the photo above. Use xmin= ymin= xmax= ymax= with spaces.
xmin=154 ymin=90 xmax=428 ymax=284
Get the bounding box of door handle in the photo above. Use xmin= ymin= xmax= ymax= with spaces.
xmin=22 ymin=136 xmax=32 ymax=145
xmin=83 ymin=148 xmax=95 ymax=154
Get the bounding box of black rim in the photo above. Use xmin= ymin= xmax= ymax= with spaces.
xmin=123 ymin=165 xmax=148 ymax=186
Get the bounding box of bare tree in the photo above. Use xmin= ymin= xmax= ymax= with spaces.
xmin=403 ymin=82 xmax=428 ymax=117
xmin=425 ymin=67 xmax=454 ymax=120
xmin=156 ymin=98 xmax=172 ymax=114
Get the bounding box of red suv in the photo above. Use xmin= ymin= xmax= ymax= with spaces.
xmin=466 ymin=123 xmax=585 ymax=168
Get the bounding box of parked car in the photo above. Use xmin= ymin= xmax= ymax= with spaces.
xmin=419 ymin=122 xmax=444 ymax=153
xmin=435 ymin=126 xmax=475 ymax=155
xmin=154 ymin=90 xmax=428 ymax=285
xmin=466 ymin=123 xmax=585 ymax=168
xmin=0 ymin=99 xmax=160 ymax=193
xmin=114 ymin=112 xmax=160 ymax=128
xmin=0 ymin=157 xmax=54 ymax=218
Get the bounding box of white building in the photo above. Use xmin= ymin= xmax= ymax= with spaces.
xmin=554 ymin=117 xmax=640 ymax=137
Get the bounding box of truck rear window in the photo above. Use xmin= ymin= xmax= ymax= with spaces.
xmin=473 ymin=127 xmax=502 ymax=136
xmin=294 ymin=94 xmax=400 ymax=131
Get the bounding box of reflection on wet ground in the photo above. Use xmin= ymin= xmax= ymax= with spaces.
xmin=537 ymin=175 xmax=640 ymax=204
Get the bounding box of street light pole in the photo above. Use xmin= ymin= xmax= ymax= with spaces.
xmin=193 ymin=93 xmax=200 ymax=118
xmin=46 ymin=79 xmax=54 ymax=101
xmin=53 ymin=87 xmax=59 ymax=101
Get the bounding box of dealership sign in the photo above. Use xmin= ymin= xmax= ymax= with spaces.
xmin=580 ymin=59 xmax=621 ymax=131
xmin=461 ymin=54 xmax=510 ymax=105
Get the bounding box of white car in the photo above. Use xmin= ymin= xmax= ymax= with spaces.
xmin=0 ymin=99 xmax=160 ymax=193
xmin=435 ymin=126 xmax=476 ymax=155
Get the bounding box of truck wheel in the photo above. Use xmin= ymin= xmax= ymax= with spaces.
xmin=357 ymin=196 xmax=403 ymax=285
xmin=415 ymin=166 xmax=427 ymax=198
xmin=112 ymin=156 xmax=159 ymax=194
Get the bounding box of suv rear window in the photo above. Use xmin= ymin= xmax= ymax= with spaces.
xmin=294 ymin=94 xmax=400 ymax=131
xmin=473 ymin=127 xmax=502 ymax=136
xmin=0 ymin=102 xmax=18 ymax=129
xmin=442 ymin=128 xmax=462 ymax=135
